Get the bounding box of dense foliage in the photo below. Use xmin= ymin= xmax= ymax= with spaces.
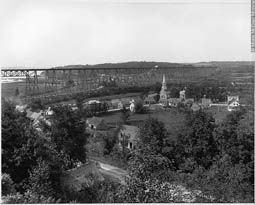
xmin=111 ymin=108 xmax=254 ymax=203
xmin=49 ymin=105 xmax=88 ymax=165
xmin=135 ymin=100 xmax=148 ymax=114
xmin=29 ymin=98 xmax=45 ymax=111
xmin=1 ymin=99 xmax=88 ymax=203
xmin=2 ymin=93 xmax=254 ymax=203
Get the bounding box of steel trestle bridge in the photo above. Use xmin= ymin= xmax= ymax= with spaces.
xmin=1 ymin=66 xmax=217 ymax=102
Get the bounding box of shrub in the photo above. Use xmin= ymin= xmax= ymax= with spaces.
xmin=1 ymin=173 xmax=16 ymax=196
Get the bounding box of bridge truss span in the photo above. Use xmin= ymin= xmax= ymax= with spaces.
xmin=1 ymin=66 xmax=217 ymax=102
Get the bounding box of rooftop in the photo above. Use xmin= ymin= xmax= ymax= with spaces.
xmin=120 ymin=125 xmax=139 ymax=141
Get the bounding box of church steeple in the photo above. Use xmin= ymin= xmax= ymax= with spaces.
xmin=159 ymin=74 xmax=168 ymax=105
xmin=161 ymin=74 xmax=167 ymax=91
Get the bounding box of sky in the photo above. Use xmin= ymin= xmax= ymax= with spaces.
xmin=0 ymin=0 xmax=253 ymax=67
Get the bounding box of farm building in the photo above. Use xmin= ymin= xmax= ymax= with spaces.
xmin=144 ymin=93 xmax=158 ymax=105
xmin=201 ymin=96 xmax=212 ymax=108
xmin=168 ymin=98 xmax=180 ymax=107
xmin=118 ymin=125 xmax=139 ymax=150
xmin=86 ymin=117 xmax=109 ymax=130
xmin=110 ymin=99 xmax=123 ymax=109
xmin=228 ymin=99 xmax=240 ymax=111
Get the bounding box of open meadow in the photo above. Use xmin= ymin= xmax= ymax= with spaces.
xmin=100 ymin=109 xmax=186 ymax=139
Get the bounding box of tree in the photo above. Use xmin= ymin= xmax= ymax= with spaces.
xmin=121 ymin=106 xmax=130 ymax=124
xmin=113 ymin=177 xmax=200 ymax=203
xmin=102 ymin=132 xmax=117 ymax=155
xmin=2 ymin=191 xmax=60 ymax=204
xmin=111 ymin=118 xmax=198 ymax=203
xmin=1 ymin=99 xmax=67 ymax=198
xmin=177 ymin=110 xmax=218 ymax=171
xmin=1 ymin=174 xmax=16 ymax=196
xmin=29 ymin=99 xmax=45 ymax=111
xmin=2 ymin=99 xmax=36 ymax=188
xmin=135 ymin=100 xmax=147 ymax=114
xmin=50 ymin=105 xmax=88 ymax=164
xmin=101 ymin=102 xmax=109 ymax=114
xmin=214 ymin=108 xmax=253 ymax=165
xmin=75 ymin=95 xmax=84 ymax=111
xmin=113 ymin=119 xmax=178 ymax=203
xmin=154 ymin=82 xmax=162 ymax=93
xmin=26 ymin=158 xmax=55 ymax=198
xmin=139 ymin=118 xmax=168 ymax=154
xmin=176 ymin=108 xmax=254 ymax=202
xmin=209 ymin=109 xmax=254 ymax=202
xmin=190 ymin=154 xmax=254 ymax=203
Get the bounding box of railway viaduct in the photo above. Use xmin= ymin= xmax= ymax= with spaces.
xmin=1 ymin=66 xmax=217 ymax=102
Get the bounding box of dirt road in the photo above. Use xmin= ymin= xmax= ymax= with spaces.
xmin=95 ymin=161 xmax=129 ymax=185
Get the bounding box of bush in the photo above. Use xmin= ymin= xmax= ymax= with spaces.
xmin=135 ymin=100 xmax=147 ymax=114
xmin=2 ymin=191 xmax=60 ymax=204
xmin=1 ymin=173 xmax=16 ymax=196
xmin=26 ymin=159 xmax=55 ymax=198
xmin=29 ymin=99 xmax=45 ymax=111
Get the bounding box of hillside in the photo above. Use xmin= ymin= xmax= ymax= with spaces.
xmin=50 ymin=61 xmax=254 ymax=69
xmin=51 ymin=61 xmax=191 ymax=69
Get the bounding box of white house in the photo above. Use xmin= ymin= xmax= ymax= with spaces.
xmin=227 ymin=95 xmax=239 ymax=103
xmin=227 ymin=95 xmax=240 ymax=111
xmin=45 ymin=107 xmax=54 ymax=116
xmin=129 ymin=99 xmax=135 ymax=112
xmin=228 ymin=99 xmax=240 ymax=111
xmin=16 ymin=104 xmax=27 ymax=112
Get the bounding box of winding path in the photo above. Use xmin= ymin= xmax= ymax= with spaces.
xmin=92 ymin=160 xmax=129 ymax=185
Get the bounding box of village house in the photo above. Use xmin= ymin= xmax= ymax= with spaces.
xmin=144 ymin=93 xmax=158 ymax=105
xmin=179 ymin=90 xmax=185 ymax=101
xmin=118 ymin=125 xmax=139 ymax=150
xmin=45 ymin=107 xmax=54 ymax=117
xmin=26 ymin=109 xmax=44 ymax=123
xmin=84 ymin=100 xmax=101 ymax=108
xmin=168 ymin=98 xmax=180 ymax=107
xmin=227 ymin=95 xmax=239 ymax=102
xmin=168 ymin=90 xmax=194 ymax=108
xmin=201 ymin=95 xmax=212 ymax=108
xmin=227 ymin=95 xmax=240 ymax=111
xmin=15 ymin=104 xmax=27 ymax=112
xmin=110 ymin=99 xmax=123 ymax=109
xmin=26 ymin=109 xmax=51 ymax=130
xmin=86 ymin=116 xmax=109 ymax=130
xmin=227 ymin=98 xmax=240 ymax=111
xmin=129 ymin=99 xmax=135 ymax=112
xmin=120 ymin=97 xmax=133 ymax=107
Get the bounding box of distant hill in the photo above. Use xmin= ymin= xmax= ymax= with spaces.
xmin=51 ymin=61 xmax=192 ymax=69
xmin=193 ymin=61 xmax=254 ymax=68
xmin=51 ymin=61 xmax=253 ymax=70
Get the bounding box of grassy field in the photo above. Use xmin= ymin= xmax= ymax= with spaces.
xmin=101 ymin=106 xmax=230 ymax=136
xmin=128 ymin=110 xmax=186 ymax=138
xmin=98 ymin=109 xmax=186 ymax=138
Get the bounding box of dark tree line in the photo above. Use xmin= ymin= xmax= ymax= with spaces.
xmin=1 ymin=99 xmax=88 ymax=203
xmin=111 ymin=108 xmax=254 ymax=203
xmin=2 ymin=95 xmax=253 ymax=203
